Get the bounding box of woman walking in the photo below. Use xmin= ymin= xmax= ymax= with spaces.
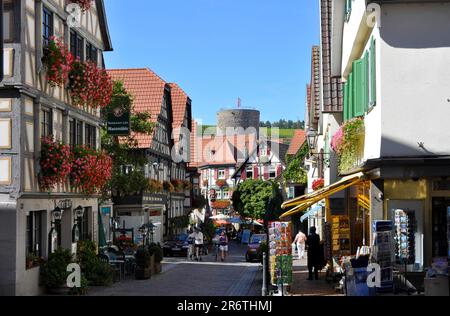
xmin=219 ymin=231 xmax=229 ymax=262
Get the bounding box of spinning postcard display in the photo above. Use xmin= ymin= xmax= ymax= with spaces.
xmin=268 ymin=222 xmax=293 ymax=286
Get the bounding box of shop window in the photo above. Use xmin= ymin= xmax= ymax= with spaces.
xmin=26 ymin=211 xmax=43 ymax=257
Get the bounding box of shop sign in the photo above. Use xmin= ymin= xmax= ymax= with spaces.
xmin=101 ymin=207 xmax=111 ymax=215
xmin=149 ymin=210 xmax=161 ymax=217
xmin=107 ymin=101 xmax=130 ymax=136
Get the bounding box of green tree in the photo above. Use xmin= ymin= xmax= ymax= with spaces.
xmin=232 ymin=180 xmax=279 ymax=220
xmin=101 ymin=81 xmax=155 ymax=198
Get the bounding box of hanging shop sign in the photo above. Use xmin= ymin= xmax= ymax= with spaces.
xmin=107 ymin=99 xmax=130 ymax=136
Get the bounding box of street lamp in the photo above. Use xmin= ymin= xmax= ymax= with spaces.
xmin=52 ymin=207 xmax=63 ymax=222
xmin=306 ymin=128 xmax=318 ymax=151
xmin=306 ymin=128 xmax=330 ymax=166
xmin=139 ymin=225 xmax=149 ymax=247
xmin=74 ymin=205 xmax=84 ymax=219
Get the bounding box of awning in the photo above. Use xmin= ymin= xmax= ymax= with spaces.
xmin=280 ymin=172 xmax=365 ymax=219
xmin=301 ymin=204 xmax=323 ymax=222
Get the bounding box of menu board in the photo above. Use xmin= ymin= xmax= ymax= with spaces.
xmin=268 ymin=222 xmax=293 ymax=286
xmin=332 ymin=216 xmax=351 ymax=255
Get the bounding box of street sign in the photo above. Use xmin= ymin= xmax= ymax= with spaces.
xmin=107 ymin=96 xmax=131 ymax=136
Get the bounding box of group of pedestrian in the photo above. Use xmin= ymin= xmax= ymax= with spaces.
xmin=293 ymin=227 xmax=323 ymax=281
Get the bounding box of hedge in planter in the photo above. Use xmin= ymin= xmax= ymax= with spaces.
xmin=40 ymin=249 xmax=75 ymax=294
xmin=148 ymin=243 xmax=163 ymax=275
xmin=135 ymin=247 xmax=152 ymax=280
xmin=76 ymin=240 xmax=113 ymax=287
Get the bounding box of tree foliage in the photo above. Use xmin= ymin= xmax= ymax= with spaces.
xmin=284 ymin=144 xmax=308 ymax=184
xmin=232 ymin=180 xmax=281 ymax=220
xmin=101 ymin=81 xmax=155 ymax=198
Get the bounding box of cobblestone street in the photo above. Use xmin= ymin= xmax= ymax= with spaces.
xmin=87 ymin=242 xmax=263 ymax=296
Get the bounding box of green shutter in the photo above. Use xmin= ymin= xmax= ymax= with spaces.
xmin=370 ymin=38 xmax=377 ymax=107
xmin=343 ymin=81 xmax=349 ymax=121
xmin=349 ymin=72 xmax=354 ymax=119
xmin=353 ymin=57 xmax=367 ymax=117
xmin=364 ymin=51 xmax=369 ymax=113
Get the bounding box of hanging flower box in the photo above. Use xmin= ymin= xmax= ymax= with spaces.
xmin=183 ymin=180 xmax=193 ymax=191
xmin=211 ymin=200 xmax=231 ymax=210
xmin=171 ymin=179 xmax=185 ymax=193
xmin=39 ymin=137 xmax=73 ymax=191
xmin=69 ymin=60 xmax=113 ymax=109
xmin=68 ymin=0 xmax=94 ymax=12
xmin=148 ymin=179 xmax=163 ymax=193
xmin=216 ymin=179 xmax=228 ymax=188
xmin=163 ymin=181 xmax=175 ymax=193
xmin=71 ymin=146 xmax=112 ymax=195
xmin=330 ymin=118 xmax=365 ymax=174
xmin=42 ymin=37 xmax=74 ymax=87
xmin=312 ymin=178 xmax=325 ymax=191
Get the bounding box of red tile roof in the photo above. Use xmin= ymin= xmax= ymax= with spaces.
xmin=287 ymin=130 xmax=306 ymax=156
xmin=107 ymin=68 xmax=167 ymax=148
xmin=169 ymin=83 xmax=189 ymax=128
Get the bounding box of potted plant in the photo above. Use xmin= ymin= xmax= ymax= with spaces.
xmin=148 ymin=243 xmax=163 ymax=275
xmin=135 ymin=247 xmax=151 ymax=280
xmin=40 ymin=249 xmax=74 ymax=295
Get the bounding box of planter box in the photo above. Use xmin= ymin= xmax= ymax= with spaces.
xmin=135 ymin=267 xmax=151 ymax=280
xmin=154 ymin=262 xmax=162 ymax=274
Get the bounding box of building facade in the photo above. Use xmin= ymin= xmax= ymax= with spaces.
xmin=107 ymin=69 xmax=193 ymax=243
xmin=0 ymin=0 xmax=113 ymax=295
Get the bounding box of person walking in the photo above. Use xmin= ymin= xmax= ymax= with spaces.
xmin=306 ymin=227 xmax=321 ymax=280
xmin=293 ymin=230 xmax=307 ymax=260
xmin=219 ymin=231 xmax=229 ymax=262
xmin=190 ymin=227 xmax=204 ymax=261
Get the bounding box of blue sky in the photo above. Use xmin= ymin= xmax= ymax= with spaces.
xmin=104 ymin=0 xmax=320 ymax=125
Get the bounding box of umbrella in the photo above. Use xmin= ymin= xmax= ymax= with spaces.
xmin=98 ymin=210 xmax=107 ymax=251
xmin=215 ymin=220 xmax=229 ymax=226
xmin=228 ymin=217 xmax=244 ymax=224
xmin=210 ymin=214 xmax=230 ymax=220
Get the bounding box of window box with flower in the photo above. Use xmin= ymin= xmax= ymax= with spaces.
xmin=163 ymin=181 xmax=175 ymax=193
xmin=70 ymin=145 xmax=113 ymax=195
xmin=216 ymin=179 xmax=228 ymax=188
xmin=42 ymin=37 xmax=74 ymax=88
xmin=68 ymin=0 xmax=95 ymax=12
xmin=39 ymin=137 xmax=73 ymax=191
xmin=312 ymin=179 xmax=325 ymax=191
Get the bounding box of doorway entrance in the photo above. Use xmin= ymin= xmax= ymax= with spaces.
xmin=432 ymin=198 xmax=450 ymax=258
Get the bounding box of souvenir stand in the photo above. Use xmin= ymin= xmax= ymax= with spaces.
xmin=268 ymin=222 xmax=293 ymax=296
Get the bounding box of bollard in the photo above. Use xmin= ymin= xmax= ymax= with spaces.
xmin=262 ymin=252 xmax=267 ymax=296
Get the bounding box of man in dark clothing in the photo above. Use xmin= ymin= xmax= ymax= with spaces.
xmin=306 ymin=227 xmax=321 ymax=280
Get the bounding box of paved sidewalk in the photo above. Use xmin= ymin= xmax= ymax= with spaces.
xmin=87 ymin=241 xmax=262 ymax=297
xmin=289 ymin=258 xmax=343 ymax=297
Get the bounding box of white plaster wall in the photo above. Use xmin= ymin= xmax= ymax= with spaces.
xmin=379 ymin=3 xmax=450 ymax=157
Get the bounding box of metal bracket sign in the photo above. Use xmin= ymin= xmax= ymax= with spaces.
xmin=107 ymin=96 xmax=131 ymax=136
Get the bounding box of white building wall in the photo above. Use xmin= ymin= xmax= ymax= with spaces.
xmin=379 ymin=3 xmax=450 ymax=157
